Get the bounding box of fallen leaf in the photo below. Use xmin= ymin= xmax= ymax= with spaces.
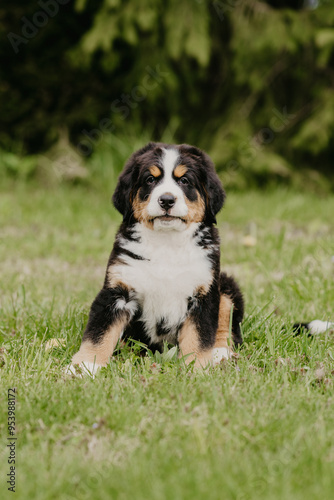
xmin=45 ymin=338 xmax=66 ymax=350
xmin=315 ymin=367 xmax=326 ymax=381
xmin=242 ymin=235 xmax=257 ymax=247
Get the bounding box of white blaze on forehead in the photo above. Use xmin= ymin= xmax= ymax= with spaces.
xmin=162 ymin=147 xmax=179 ymax=176
xmin=146 ymin=147 xmax=188 ymax=219
xmin=159 ymin=148 xmax=180 ymax=194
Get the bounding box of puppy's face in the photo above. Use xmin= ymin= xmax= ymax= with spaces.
xmin=133 ymin=148 xmax=206 ymax=231
xmin=113 ymin=143 xmax=225 ymax=231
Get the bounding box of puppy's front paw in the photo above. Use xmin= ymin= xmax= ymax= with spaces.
xmin=65 ymin=361 xmax=102 ymax=378
xmin=212 ymin=347 xmax=232 ymax=365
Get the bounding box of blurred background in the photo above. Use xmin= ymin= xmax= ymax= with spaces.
xmin=1 ymin=0 xmax=334 ymax=191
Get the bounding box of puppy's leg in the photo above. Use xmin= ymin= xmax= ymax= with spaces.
xmin=178 ymin=318 xmax=212 ymax=368
xmin=69 ymin=286 xmax=137 ymax=376
xmin=219 ymin=272 xmax=244 ymax=347
xmin=212 ymin=294 xmax=234 ymax=365
xmin=212 ymin=273 xmax=244 ymax=365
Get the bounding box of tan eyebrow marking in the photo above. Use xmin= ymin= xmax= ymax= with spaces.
xmin=149 ymin=165 xmax=161 ymax=177
xmin=174 ymin=164 xmax=188 ymax=178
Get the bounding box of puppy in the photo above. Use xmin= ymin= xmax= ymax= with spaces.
xmin=69 ymin=142 xmax=245 ymax=375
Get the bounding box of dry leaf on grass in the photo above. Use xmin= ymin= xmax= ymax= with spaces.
xmin=45 ymin=338 xmax=66 ymax=350
xmin=242 ymin=235 xmax=257 ymax=247
xmin=315 ymin=367 xmax=326 ymax=381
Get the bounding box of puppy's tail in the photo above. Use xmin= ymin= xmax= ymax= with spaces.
xmin=291 ymin=320 xmax=334 ymax=336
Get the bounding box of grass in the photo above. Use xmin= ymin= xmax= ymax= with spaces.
xmin=0 ymin=178 xmax=334 ymax=500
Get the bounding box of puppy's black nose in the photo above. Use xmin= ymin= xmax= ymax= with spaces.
xmin=158 ymin=193 xmax=176 ymax=211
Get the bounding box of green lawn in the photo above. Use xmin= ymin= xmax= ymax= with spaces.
xmin=0 ymin=181 xmax=334 ymax=500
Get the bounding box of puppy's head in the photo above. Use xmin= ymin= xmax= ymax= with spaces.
xmin=112 ymin=142 xmax=225 ymax=230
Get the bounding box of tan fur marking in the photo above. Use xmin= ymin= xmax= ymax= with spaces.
xmin=71 ymin=319 xmax=126 ymax=367
xmin=149 ymin=165 xmax=161 ymax=177
xmin=214 ymin=294 xmax=233 ymax=352
xmin=195 ymin=280 xmax=213 ymax=296
xmin=174 ymin=164 xmax=188 ymax=178
xmin=195 ymin=285 xmax=207 ymax=297
xmin=107 ymin=272 xmax=118 ymax=289
xmin=132 ymin=192 xmax=154 ymax=229
xmin=106 ymin=271 xmax=128 ymax=289
xmin=178 ymin=318 xmax=212 ymax=368
xmin=184 ymin=192 xmax=205 ymax=224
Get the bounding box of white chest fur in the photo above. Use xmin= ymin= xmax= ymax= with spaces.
xmin=111 ymin=223 xmax=213 ymax=343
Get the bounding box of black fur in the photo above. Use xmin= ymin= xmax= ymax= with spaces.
xmin=122 ymin=318 xmax=164 ymax=353
xmin=291 ymin=323 xmax=314 ymax=336
xmin=82 ymin=286 xmax=132 ymax=344
xmin=112 ymin=142 xmax=157 ymax=217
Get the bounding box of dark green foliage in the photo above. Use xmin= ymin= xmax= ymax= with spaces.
xmin=1 ymin=0 xmax=334 ymax=187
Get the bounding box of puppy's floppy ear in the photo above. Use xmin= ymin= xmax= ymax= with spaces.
xmin=179 ymin=144 xmax=225 ymax=225
xmin=112 ymin=169 xmax=132 ymax=217
xmin=112 ymin=142 xmax=158 ymax=217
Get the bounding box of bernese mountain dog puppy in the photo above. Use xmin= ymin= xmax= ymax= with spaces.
xmin=69 ymin=142 xmax=244 ymax=375
xmin=69 ymin=142 xmax=333 ymax=376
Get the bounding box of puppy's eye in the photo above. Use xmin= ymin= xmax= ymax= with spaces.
xmin=146 ymin=176 xmax=155 ymax=185
xmin=179 ymin=177 xmax=189 ymax=185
